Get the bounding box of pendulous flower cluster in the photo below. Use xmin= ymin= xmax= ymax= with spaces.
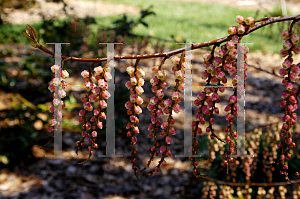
xmin=147 ymin=55 xmax=185 ymax=176
xmin=125 ymin=61 xmax=145 ymax=173
xmin=191 ymin=15 xmax=252 ymax=177
xmin=276 ymin=28 xmax=300 ymax=180
xmin=48 ymin=64 xmax=68 ymax=140
xmin=75 ymin=64 xmax=112 ymax=163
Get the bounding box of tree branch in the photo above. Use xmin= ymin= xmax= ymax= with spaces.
xmin=26 ymin=15 xmax=300 ymax=63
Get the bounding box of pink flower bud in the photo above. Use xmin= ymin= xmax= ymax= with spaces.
xmin=94 ymin=66 xmax=103 ymax=75
xmin=134 ymin=106 xmax=142 ymax=114
xmin=235 ymin=15 xmax=244 ymax=24
xmin=203 ymin=53 xmax=212 ymax=61
xmin=217 ymin=71 xmax=225 ymax=80
xmin=234 ymin=103 xmax=240 ymax=111
xmin=283 ymin=40 xmax=293 ymax=51
xmin=229 ymin=67 xmax=237 ymax=75
xmin=197 ymin=92 xmax=206 ymax=101
xmin=211 ymin=93 xmax=219 ymax=101
xmin=152 ymin=65 xmax=159 ymax=73
xmin=175 ymin=70 xmax=184 ymax=80
xmin=233 ymin=75 xmax=241 ymax=84
xmin=165 ymin=136 xmax=172 ymax=144
xmin=282 ymin=115 xmax=290 ymax=122
xmin=202 ymin=106 xmax=209 ymax=114
xmin=229 ymin=95 xmax=237 ymax=104
xmin=293 ymin=45 xmax=300 ymax=54
xmin=286 ymin=138 xmax=292 ymax=144
xmin=281 ymin=154 xmax=285 ymax=160
xmin=91 ymin=131 xmax=97 ymax=137
xmin=160 ymin=145 xmax=166 ymax=153
xmin=281 ymin=30 xmax=289 ymax=40
xmin=49 ymin=106 xmax=55 ymax=113
xmin=167 ymin=127 xmax=175 ymax=136
xmin=51 ymin=119 xmax=57 ymax=126
xmin=291 ymin=65 xmax=300 ymax=74
xmin=129 ymin=95 xmax=136 ymax=103
xmin=135 ymin=86 xmax=144 ymax=95
xmin=191 ymin=121 xmax=197 ymax=128
xmin=150 ymin=77 xmax=159 ymax=86
xmin=173 ymin=104 xmax=181 ymax=113
xmin=53 ymin=98 xmax=60 ymax=106
xmin=81 ymin=70 xmax=89 ymax=78
xmin=161 ymin=121 xmax=169 ymax=129
xmin=206 ymin=64 xmax=215 ymax=74
xmin=132 ymin=137 xmax=137 ymax=144
xmin=125 ymin=101 xmax=133 ymax=110
xmin=155 ymin=89 xmax=164 ymax=99
xmin=61 ymin=70 xmax=69 ymax=79
xmin=51 ymin=65 xmax=60 ymax=73
xmin=171 ymin=56 xmax=180 ymax=65
xmin=200 ymin=71 xmax=209 ymax=79
xmin=290 ymin=34 xmax=299 ymax=45
xmin=285 ymin=82 xmax=294 ymax=91
xmin=206 ymin=127 xmax=211 ymax=133
xmin=161 ymin=81 xmax=169 ymax=89
xmin=226 ymin=114 xmax=233 ymax=121
xmin=177 ymin=84 xmax=185 ymax=93
xmin=102 ymin=90 xmax=111 ymax=100
xmin=135 ymin=96 xmax=142 ymax=105
xmin=228 ymin=26 xmax=236 ymax=35
xmin=211 ymin=77 xmax=219 ymax=85
xmin=289 ymin=95 xmax=297 ymax=103
xmin=219 ymin=87 xmax=225 ymax=93
xmin=130 ymin=77 xmax=137 ymax=85
xmin=279 ymin=68 xmax=288 ymax=77
xmin=147 ymin=104 xmax=155 ymax=111
xmin=245 ymin=17 xmax=254 ymax=25
xmin=280 ymin=49 xmax=289 ymax=57
xmin=98 ymin=79 xmax=107 ymax=89
xmin=99 ymin=100 xmax=107 ymax=109
xmin=156 ymin=70 xmax=166 ymax=80
xmin=209 ymin=118 xmax=215 ymax=124
xmin=48 ymin=84 xmax=55 ymax=93
xmin=226 ymin=136 xmax=230 ymax=142
xmin=213 ymin=57 xmax=222 ymax=67
xmin=237 ymin=25 xmax=245 ymax=34
xmin=231 ymin=131 xmax=237 ymax=137
xmin=104 ymin=72 xmax=112 ymax=81
xmin=282 ymin=59 xmax=292 ymax=69
xmin=172 ymin=91 xmax=180 ymax=101
xmin=85 ymin=122 xmax=91 ymax=130
xmin=194 ymin=99 xmax=201 ymax=106
xmin=229 ymin=49 xmax=237 ymax=57
xmin=136 ymin=69 xmax=145 ymax=78
xmin=133 ymin=126 xmax=139 ymax=133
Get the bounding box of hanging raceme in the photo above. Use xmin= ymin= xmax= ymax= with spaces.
xmin=76 ymin=62 xmax=112 ymax=164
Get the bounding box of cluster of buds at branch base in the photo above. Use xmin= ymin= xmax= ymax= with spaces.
xmin=276 ymin=28 xmax=300 ymax=180
xmin=48 ymin=65 xmax=68 ymax=143
xmin=125 ymin=62 xmax=145 ymax=173
xmin=76 ymin=64 xmax=111 ymax=163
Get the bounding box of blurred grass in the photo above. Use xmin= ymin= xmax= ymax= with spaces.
xmin=0 ymin=0 xmax=297 ymax=54
xmin=95 ymin=0 xmax=296 ymax=54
